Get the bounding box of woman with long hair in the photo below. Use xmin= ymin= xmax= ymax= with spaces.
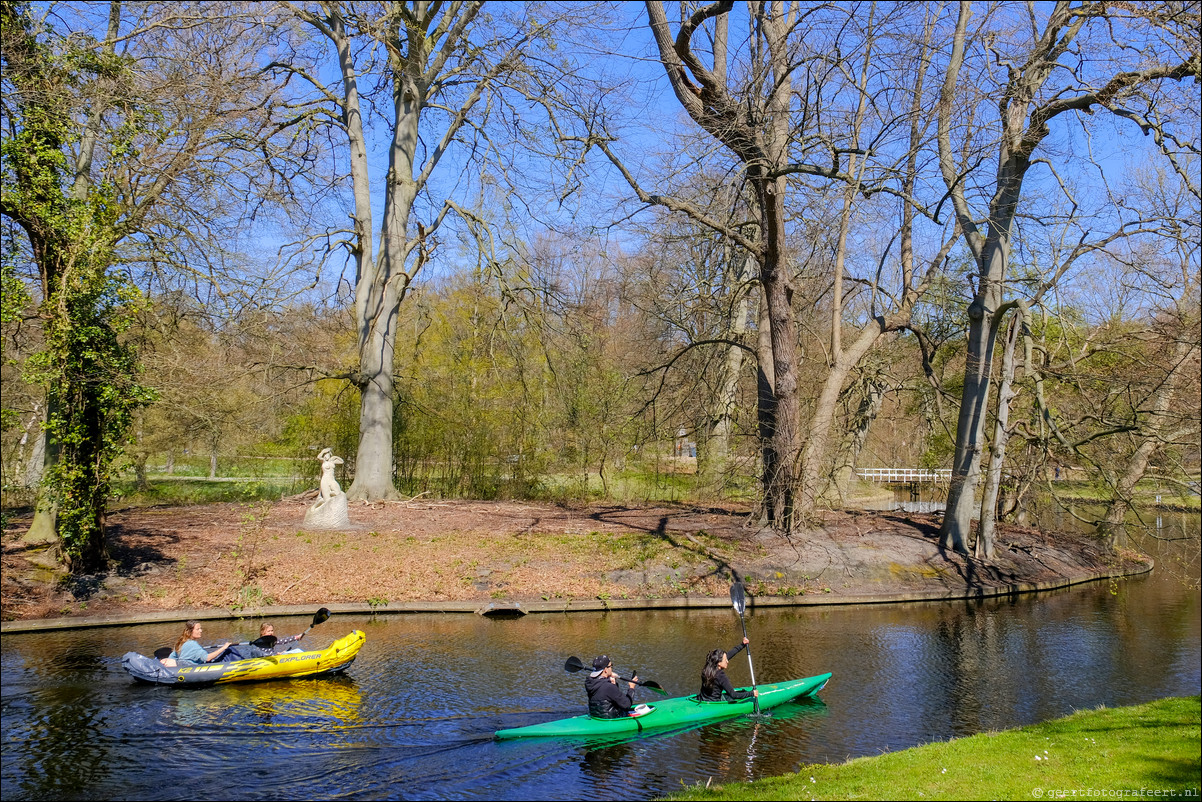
xmin=165 ymin=621 xmax=231 ymax=665
xmin=698 ymin=637 xmax=759 ymax=702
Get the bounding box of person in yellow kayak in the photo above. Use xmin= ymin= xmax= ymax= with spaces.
xmin=160 ymin=621 xmax=231 ymax=667
xmin=585 ymin=655 xmax=639 ymax=718
xmin=698 ymin=637 xmax=759 ymax=701
xmin=258 ymin=622 xmax=307 ymax=653
xmin=216 ymin=621 xmax=309 ymax=661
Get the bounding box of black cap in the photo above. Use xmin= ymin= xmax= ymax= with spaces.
xmin=590 ymin=655 xmax=611 ymax=677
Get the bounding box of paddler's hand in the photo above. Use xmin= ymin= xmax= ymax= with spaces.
xmin=629 ymin=674 xmax=638 ymax=690
xmin=742 ymin=637 xmax=749 ymax=646
xmin=752 ymin=689 xmax=759 ymax=698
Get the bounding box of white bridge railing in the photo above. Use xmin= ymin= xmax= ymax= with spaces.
xmin=856 ymin=468 xmax=952 ymax=484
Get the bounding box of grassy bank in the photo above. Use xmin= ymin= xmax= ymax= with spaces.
xmin=665 ymin=695 xmax=1201 ymax=801
xmin=1048 ymin=478 xmax=1201 ymax=513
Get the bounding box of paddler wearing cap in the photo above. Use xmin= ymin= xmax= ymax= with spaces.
xmin=584 ymin=655 xmax=639 ymax=719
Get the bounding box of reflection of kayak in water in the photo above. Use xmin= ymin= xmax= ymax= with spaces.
xmin=167 ymin=675 xmax=365 ymax=730
xmin=495 ymin=672 xmax=832 ymax=740
xmin=122 ymin=631 xmax=366 ymax=686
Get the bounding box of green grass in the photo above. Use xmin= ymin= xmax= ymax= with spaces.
xmin=1050 ymin=479 xmax=1201 ymax=512
xmin=537 ymin=467 xmax=759 ymax=506
xmin=663 ymin=696 xmax=1201 ymax=801
xmin=115 ymin=455 xmax=312 ymax=478
xmin=109 ymin=478 xmax=304 ymax=507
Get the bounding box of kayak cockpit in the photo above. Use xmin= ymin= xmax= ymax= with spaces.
xmin=588 ymin=703 xmax=656 ymax=721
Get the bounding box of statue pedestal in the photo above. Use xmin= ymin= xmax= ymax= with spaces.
xmin=304 ymin=492 xmax=351 ymax=529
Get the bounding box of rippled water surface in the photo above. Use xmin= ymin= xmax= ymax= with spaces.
xmin=3 ymin=530 xmax=1199 ymax=800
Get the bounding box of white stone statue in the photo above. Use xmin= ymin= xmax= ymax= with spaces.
xmin=304 ymin=448 xmax=352 ymax=529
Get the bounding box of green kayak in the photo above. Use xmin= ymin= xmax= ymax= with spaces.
xmin=494 ymin=672 xmax=832 ymax=740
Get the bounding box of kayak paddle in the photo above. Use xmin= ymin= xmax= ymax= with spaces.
xmin=563 ymin=656 xmax=668 ymax=695
xmin=730 ymin=580 xmax=767 ymax=717
xmin=304 ymin=607 xmax=331 ymax=636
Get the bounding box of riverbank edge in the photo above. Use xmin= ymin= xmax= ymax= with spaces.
xmin=0 ymin=559 xmax=1153 ymax=634
xmin=660 ymin=694 xmax=1202 ymax=801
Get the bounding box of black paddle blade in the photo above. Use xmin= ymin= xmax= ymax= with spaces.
xmin=615 ymin=673 xmax=669 ymax=696
xmin=564 ymin=656 xmax=587 ymax=673
xmin=312 ymin=607 xmax=331 ymax=626
xmin=154 ymin=647 xmax=172 ymax=660
xmin=730 ymin=581 xmax=746 ymax=615
xmin=250 ymin=635 xmax=278 ymax=650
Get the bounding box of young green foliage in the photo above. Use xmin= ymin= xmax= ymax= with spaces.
xmin=1 ymin=1 xmax=153 ymax=571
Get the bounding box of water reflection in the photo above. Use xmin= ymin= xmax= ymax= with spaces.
xmin=2 ymin=538 xmax=1199 ymax=801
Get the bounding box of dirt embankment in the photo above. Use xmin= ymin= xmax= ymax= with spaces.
xmin=1 ymin=498 xmax=1150 ymax=623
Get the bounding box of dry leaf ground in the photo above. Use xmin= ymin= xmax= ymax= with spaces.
xmin=1 ymin=498 xmax=1148 ymax=622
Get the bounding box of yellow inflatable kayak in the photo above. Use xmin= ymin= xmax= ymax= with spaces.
xmin=122 ymin=630 xmax=366 ymax=686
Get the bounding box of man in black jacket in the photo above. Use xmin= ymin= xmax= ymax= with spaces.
xmin=584 ymin=655 xmax=638 ymax=718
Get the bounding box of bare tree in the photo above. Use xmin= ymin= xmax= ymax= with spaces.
xmin=581 ymin=1 xmax=889 ymax=529
xmin=934 ymin=0 xmax=1199 ymax=552
xmin=581 ymin=3 xmax=968 ymax=530
xmin=796 ymin=7 xmax=959 ymax=513
xmin=1095 ymin=314 xmax=1199 ymax=550
xmin=279 ymin=0 xmax=574 ymax=500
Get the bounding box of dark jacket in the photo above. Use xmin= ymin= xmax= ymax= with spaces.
xmin=698 ymin=641 xmax=754 ymax=702
xmin=585 ymin=673 xmax=635 ymax=718
xmin=217 ymin=633 xmax=305 ymax=662
xmin=269 ymin=633 xmax=304 ymax=653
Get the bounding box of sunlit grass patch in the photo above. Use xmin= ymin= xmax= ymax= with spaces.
xmin=664 ymin=695 xmax=1201 ymax=801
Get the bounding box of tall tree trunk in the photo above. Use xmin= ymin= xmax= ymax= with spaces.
xmin=320 ymin=4 xmax=396 ymax=501
xmin=18 ymin=2 xmax=123 ymax=561
xmin=939 ymin=168 xmax=1026 ymax=551
xmin=755 ymin=284 xmax=776 ymax=524
xmin=976 ymin=304 xmax=1025 ymax=560
xmin=347 ymin=46 xmax=423 ymax=501
xmin=756 ymin=174 xmax=801 ymax=528
xmin=298 ymin=1 xmax=499 ymax=502
xmin=641 ymin=0 xmax=804 ymax=531
xmin=756 ymin=0 xmax=802 ymax=530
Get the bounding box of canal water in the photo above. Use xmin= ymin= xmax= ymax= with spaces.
xmin=2 ymin=515 xmax=1199 ymax=800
